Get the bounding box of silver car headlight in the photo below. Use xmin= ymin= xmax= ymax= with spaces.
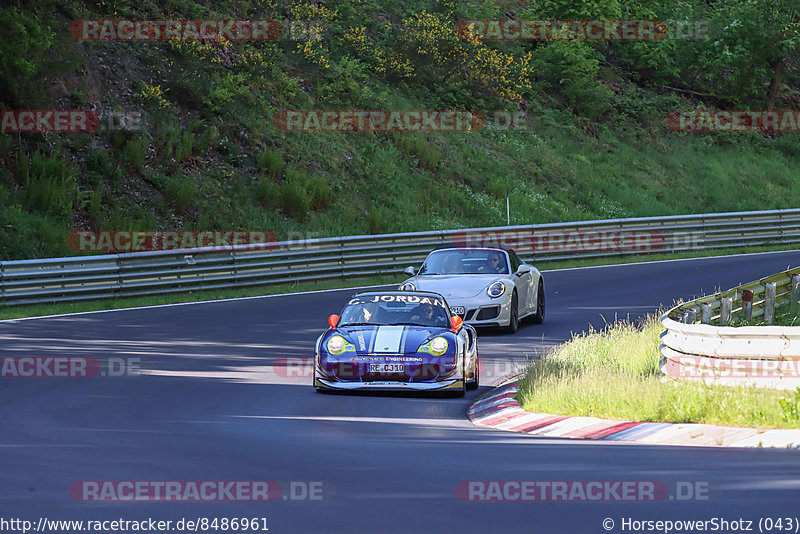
xmin=487 ymin=281 xmax=506 ymax=298
xmin=400 ymin=282 xmax=416 ymax=291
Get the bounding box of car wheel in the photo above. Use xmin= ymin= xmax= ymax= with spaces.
xmin=505 ymin=291 xmax=519 ymax=333
xmin=532 ymin=280 xmax=545 ymax=324
xmin=451 ymin=356 xmax=467 ymax=397
xmin=467 ymin=353 xmax=480 ymax=390
xmin=313 ymin=368 xmax=324 ymax=393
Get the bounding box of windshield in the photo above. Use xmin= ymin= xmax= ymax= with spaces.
xmin=419 ymin=249 xmax=509 ymax=275
xmin=339 ymin=294 xmax=451 ymax=328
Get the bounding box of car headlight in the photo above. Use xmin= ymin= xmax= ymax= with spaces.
xmin=326 ymin=335 xmax=354 ymax=355
xmin=418 ymin=337 xmax=449 ymax=356
xmin=400 ymin=282 xmax=416 ymax=291
xmin=487 ymin=281 xmax=506 ymax=298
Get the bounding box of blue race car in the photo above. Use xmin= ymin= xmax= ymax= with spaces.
xmin=313 ymin=291 xmax=480 ymax=395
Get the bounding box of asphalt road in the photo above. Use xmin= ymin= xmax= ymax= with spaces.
xmin=1 ymin=251 xmax=800 ymax=534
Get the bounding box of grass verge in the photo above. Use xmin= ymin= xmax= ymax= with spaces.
xmin=516 ymin=314 xmax=800 ymax=429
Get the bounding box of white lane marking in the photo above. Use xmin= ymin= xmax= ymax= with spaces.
xmin=232 ymin=415 xmax=468 ymax=428
xmin=0 ymin=283 xmax=391 ymax=323
xmin=371 ymin=326 xmax=405 ymax=353
xmin=542 ymin=248 xmax=799 ymax=273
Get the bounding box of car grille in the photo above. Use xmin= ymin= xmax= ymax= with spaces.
xmin=476 ymin=306 xmax=501 ymax=320
xmin=333 ymin=363 xmax=358 ymax=380
xmin=362 ymin=372 xmax=411 ymax=382
xmin=413 ymin=364 xmax=440 ymax=380
xmin=332 ymin=360 xmax=440 ymax=383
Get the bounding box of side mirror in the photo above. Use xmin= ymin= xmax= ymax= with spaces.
xmin=328 ymin=314 xmax=340 ymax=329
xmin=516 ymin=265 xmax=532 ymax=276
xmin=403 ymin=266 xmax=416 ymax=277
xmin=450 ymin=316 xmax=463 ymax=331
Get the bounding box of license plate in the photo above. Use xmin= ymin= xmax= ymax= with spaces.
xmin=451 ymin=306 xmax=466 ymax=315
xmin=369 ymin=363 xmax=405 ymax=373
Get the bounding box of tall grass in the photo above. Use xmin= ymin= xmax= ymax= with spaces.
xmin=164 ymin=174 xmax=196 ymax=215
xmin=18 ymin=149 xmax=78 ymax=219
xmin=516 ymin=315 xmax=800 ymax=429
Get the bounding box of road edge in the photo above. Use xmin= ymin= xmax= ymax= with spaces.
xmin=469 ymin=381 xmax=800 ymax=448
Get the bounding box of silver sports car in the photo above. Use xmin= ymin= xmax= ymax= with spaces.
xmin=399 ymin=246 xmax=544 ymax=333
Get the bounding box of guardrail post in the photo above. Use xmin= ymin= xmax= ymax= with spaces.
xmin=792 ymin=274 xmax=800 ymax=315
xmin=115 ymin=255 xmax=123 ymax=297
xmin=720 ymin=297 xmax=732 ymax=326
xmin=339 ymin=237 xmax=346 ymax=281
xmin=742 ymin=289 xmax=753 ymax=322
xmin=764 ymin=282 xmax=776 ymax=325
xmin=686 ymin=308 xmax=697 ymax=324
xmin=700 ymin=303 xmax=712 ymax=324
xmin=231 ymin=246 xmax=238 ymax=288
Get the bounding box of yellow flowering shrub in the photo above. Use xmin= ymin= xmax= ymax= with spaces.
xmin=138 ymin=82 xmax=170 ymax=109
xmin=394 ymin=11 xmax=534 ymax=103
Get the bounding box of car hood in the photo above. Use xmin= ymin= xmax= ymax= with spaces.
xmin=335 ymin=325 xmax=450 ymax=354
xmin=412 ymin=274 xmax=503 ymax=298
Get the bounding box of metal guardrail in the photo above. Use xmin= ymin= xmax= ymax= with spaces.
xmin=660 ymin=267 xmax=800 ymax=389
xmin=2 ymin=208 xmax=800 ymax=308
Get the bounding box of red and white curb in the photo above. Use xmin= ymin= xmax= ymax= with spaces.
xmin=469 ymin=381 xmax=800 ymax=448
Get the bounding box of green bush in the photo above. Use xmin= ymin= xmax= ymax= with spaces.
xmin=257 ymin=149 xmax=286 ymax=176
xmin=396 ymin=136 xmax=441 ymax=170
xmin=780 ymin=389 xmax=800 ymax=423
xmin=533 ymin=42 xmax=612 ymax=118
xmin=87 ymin=190 xmax=103 ymax=223
xmin=176 ymin=132 xmax=195 ymax=163
xmin=196 ymin=125 xmax=219 ymax=153
xmin=280 ymin=180 xmax=310 ymax=220
xmin=255 ymin=176 xmax=279 ymax=206
xmin=164 ymin=174 xmax=196 ymax=215
xmin=307 ymin=173 xmax=331 ymax=210
xmin=367 ymin=206 xmax=382 ymax=234
xmin=155 ymin=120 xmax=181 ymax=159
xmin=0 ymin=7 xmax=53 ymax=105
xmin=415 ymin=138 xmax=441 ymax=171
xmin=280 ymin=166 xmax=331 ymax=212
xmin=86 ymin=151 xmax=120 ymax=187
xmin=122 ymin=138 xmax=147 ymax=170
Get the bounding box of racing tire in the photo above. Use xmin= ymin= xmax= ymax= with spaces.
xmin=467 ymin=353 xmax=480 ymax=390
xmin=450 ymin=356 xmax=467 ymax=397
xmin=505 ymin=291 xmax=519 ymax=333
xmin=531 ymin=280 xmax=545 ymax=324
xmin=313 ymin=369 xmax=324 ymax=393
